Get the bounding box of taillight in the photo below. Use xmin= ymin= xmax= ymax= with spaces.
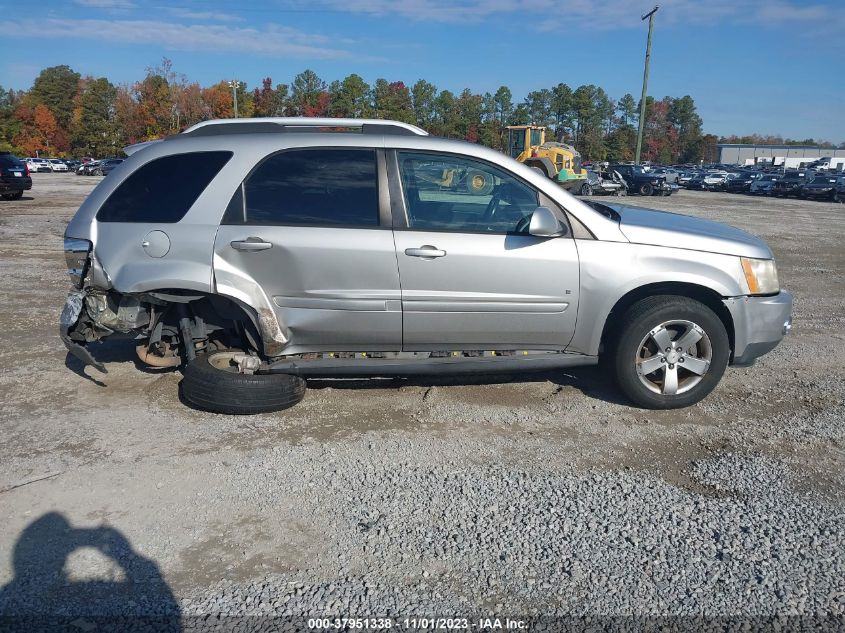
xmin=24 ymin=163 xmax=30 ymax=176
xmin=64 ymin=238 xmax=92 ymax=288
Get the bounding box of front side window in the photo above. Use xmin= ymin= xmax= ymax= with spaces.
xmin=236 ymin=149 xmax=379 ymax=227
xmin=398 ymin=151 xmax=538 ymax=234
xmin=97 ymin=151 xmax=232 ymax=223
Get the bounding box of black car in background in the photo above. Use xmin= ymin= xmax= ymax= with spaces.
xmin=609 ymin=164 xmax=672 ymax=196
xmin=771 ymin=171 xmax=812 ymax=198
xmin=724 ymin=172 xmax=761 ymax=193
xmin=835 ymin=177 xmax=845 ymax=203
xmin=684 ymin=173 xmax=707 ymax=190
xmin=0 ymin=152 xmax=32 ymax=201
xmin=800 ymin=175 xmax=840 ymax=201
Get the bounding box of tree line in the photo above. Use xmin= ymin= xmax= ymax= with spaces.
xmin=1 ymin=60 xmax=840 ymax=163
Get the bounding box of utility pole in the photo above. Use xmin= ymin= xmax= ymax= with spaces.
xmin=635 ymin=5 xmax=659 ymax=165
xmin=227 ymin=80 xmax=242 ymax=118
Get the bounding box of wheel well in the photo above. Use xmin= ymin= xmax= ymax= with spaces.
xmin=599 ymin=282 xmax=735 ymax=356
xmin=142 ymin=290 xmax=264 ymax=356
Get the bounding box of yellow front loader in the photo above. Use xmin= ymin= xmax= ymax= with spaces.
xmin=505 ymin=125 xmax=586 ymax=191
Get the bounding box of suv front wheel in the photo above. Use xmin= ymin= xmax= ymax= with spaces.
xmin=612 ymin=296 xmax=729 ymax=409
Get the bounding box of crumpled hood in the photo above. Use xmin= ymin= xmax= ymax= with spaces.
xmin=605 ymin=203 xmax=773 ymax=259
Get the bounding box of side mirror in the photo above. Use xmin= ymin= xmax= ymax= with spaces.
xmin=528 ymin=206 xmax=565 ymax=237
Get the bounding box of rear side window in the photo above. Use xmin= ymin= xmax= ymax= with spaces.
xmin=97 ymin=151 xmax=232 ymax=223
xmin=229 ymin=148 xmax=378 ymax=227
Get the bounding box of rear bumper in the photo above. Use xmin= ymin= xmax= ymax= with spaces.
xmin=723 ymin=291 xmax=793 ymax=367
xmin=0 ymin=177 xmax=32 ymax=192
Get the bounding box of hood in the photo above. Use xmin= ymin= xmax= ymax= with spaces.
xmin=603 ymin=203 xmax=773 ymax=259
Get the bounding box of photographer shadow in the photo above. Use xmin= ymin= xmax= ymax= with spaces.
xmin=0 ymin=512 xmax=181 ymax=631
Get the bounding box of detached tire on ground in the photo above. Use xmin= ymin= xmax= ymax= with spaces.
xmin=611 ymin=295 xmax=729 ymax=409
xmin=181 ymin=351 xmax=306 ymax=415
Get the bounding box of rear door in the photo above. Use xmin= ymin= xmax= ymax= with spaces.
xmin=213 ymin=148 xmax=401 ymax=354
xmin=389 ymin=150 xmax=579 ymax=351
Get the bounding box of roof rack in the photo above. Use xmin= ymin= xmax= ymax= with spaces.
xmin=178 ymin=117 xmax=429 ymax=138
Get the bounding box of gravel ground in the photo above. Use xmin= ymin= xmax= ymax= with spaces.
xmin=0 ymin=174 xmax=843 ymax=632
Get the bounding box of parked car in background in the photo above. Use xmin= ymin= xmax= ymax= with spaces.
xmin=95 ymin=158 xmax=124 ymax=176
xmin=0 ymin=152 xmax=32 ymax=200
xmin=772 ymin=171 xmax=812 ymax=198
xmin=724 ymin=172 xmax=761 ymax=193
xmin=26 ymin=158 xmax=52 ymax=173
xmin=609 ymin=164 xmax=672 ymax=196
xmin=649 ymin=167 xmax=679 ymax=183
xmin=676 ymin=171 xmax=696 ymax=186
xmin=48 ymin=159 xmax=68 ymax=172
xmin=702 ymin=172 xmax=730 ymax=191
xmin=749 ymin=174 xmax=780 ymax=195
xmin=78 ymin=160 xmax=102 ymax=176
xmin=800 ymin=175 xmax=840 ymax=201
xmin=579 ymin=169 xmax=624 ymax=196
xmin=65 ymin=160 xmax=81 ymax=172
xmin=835 ymin=176 xmax=845 ymax=203
xmin=684 ymin=173 xmax=707 ymax=190
xmin=60 ymin=117 xmax=791 ymax=413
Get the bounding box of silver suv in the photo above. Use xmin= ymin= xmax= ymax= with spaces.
xmin=60 ymin=118 xmax=792 ymax=413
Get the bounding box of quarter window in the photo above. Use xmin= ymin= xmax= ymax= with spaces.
xmin=97 ymin=152 xmax=232 ymax=223
xmin=236 ymin=149 xmax=379 ymax=226
xmin=397 ymin=152 xmax=538 ymax=233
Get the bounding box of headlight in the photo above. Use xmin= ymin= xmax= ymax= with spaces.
xmin=64 ymin=237 xmax=92 ymax=288
xmin=741 ymin=257 xmax=779 ymax=295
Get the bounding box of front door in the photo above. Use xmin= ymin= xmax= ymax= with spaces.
xmin=213 ymin=148 xmax=401 ymax=354
xmin=390 ymin=151 xmax=580 ymax=351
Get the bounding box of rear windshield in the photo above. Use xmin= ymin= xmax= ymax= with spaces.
xmin=97 ymin=151 xmax=232 ymax=223
xmin=0 ymin=154 xmax=25 ymax=168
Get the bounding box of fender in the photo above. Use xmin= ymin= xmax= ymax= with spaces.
xmin=567 ymin=240 xmax=746 ymax=356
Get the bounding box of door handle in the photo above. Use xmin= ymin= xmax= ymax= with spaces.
xmin=230 ymin=237 xmax=272 ymax=252
xmin=405 ymin=245 xmax=446 ymax=258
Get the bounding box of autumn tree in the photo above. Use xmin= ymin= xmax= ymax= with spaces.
xmin=30 ymin=65 xmax=80 ymax=131
xmin=201 ymin=81 xmax=235 ymax=120
xmin=290 ymin=70 xmax=328 ymax=116
xmin=253 ymin=78 xmax=288 ymax=117
xmin=373 ymin=80 xmax=414 ymax=123
xmin=0 ymin=86 xmax=22 ymax=152
xmin=71 ymin=77 xmax=118 ymax=157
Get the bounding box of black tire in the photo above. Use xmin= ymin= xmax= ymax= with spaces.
xmin=611 ymin=296 xmax=729 ymax=409
xmin=93 ymin=169 xmax=103 ymax=176
xmin=181 ymin=351 xmax=306 ymax=415
xmin=1 ymin=190 xmax=23 ymax=200
xmin=835 ymin=192 xmax=843 ymax=204
xmin=639 ymin=182 xmax=654 ymax=196
xmin=580 ymin=183 xmax=593 ymax=196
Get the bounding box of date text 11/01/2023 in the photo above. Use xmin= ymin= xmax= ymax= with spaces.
xmin=307 ymin=617 xmax=528 ymax=630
